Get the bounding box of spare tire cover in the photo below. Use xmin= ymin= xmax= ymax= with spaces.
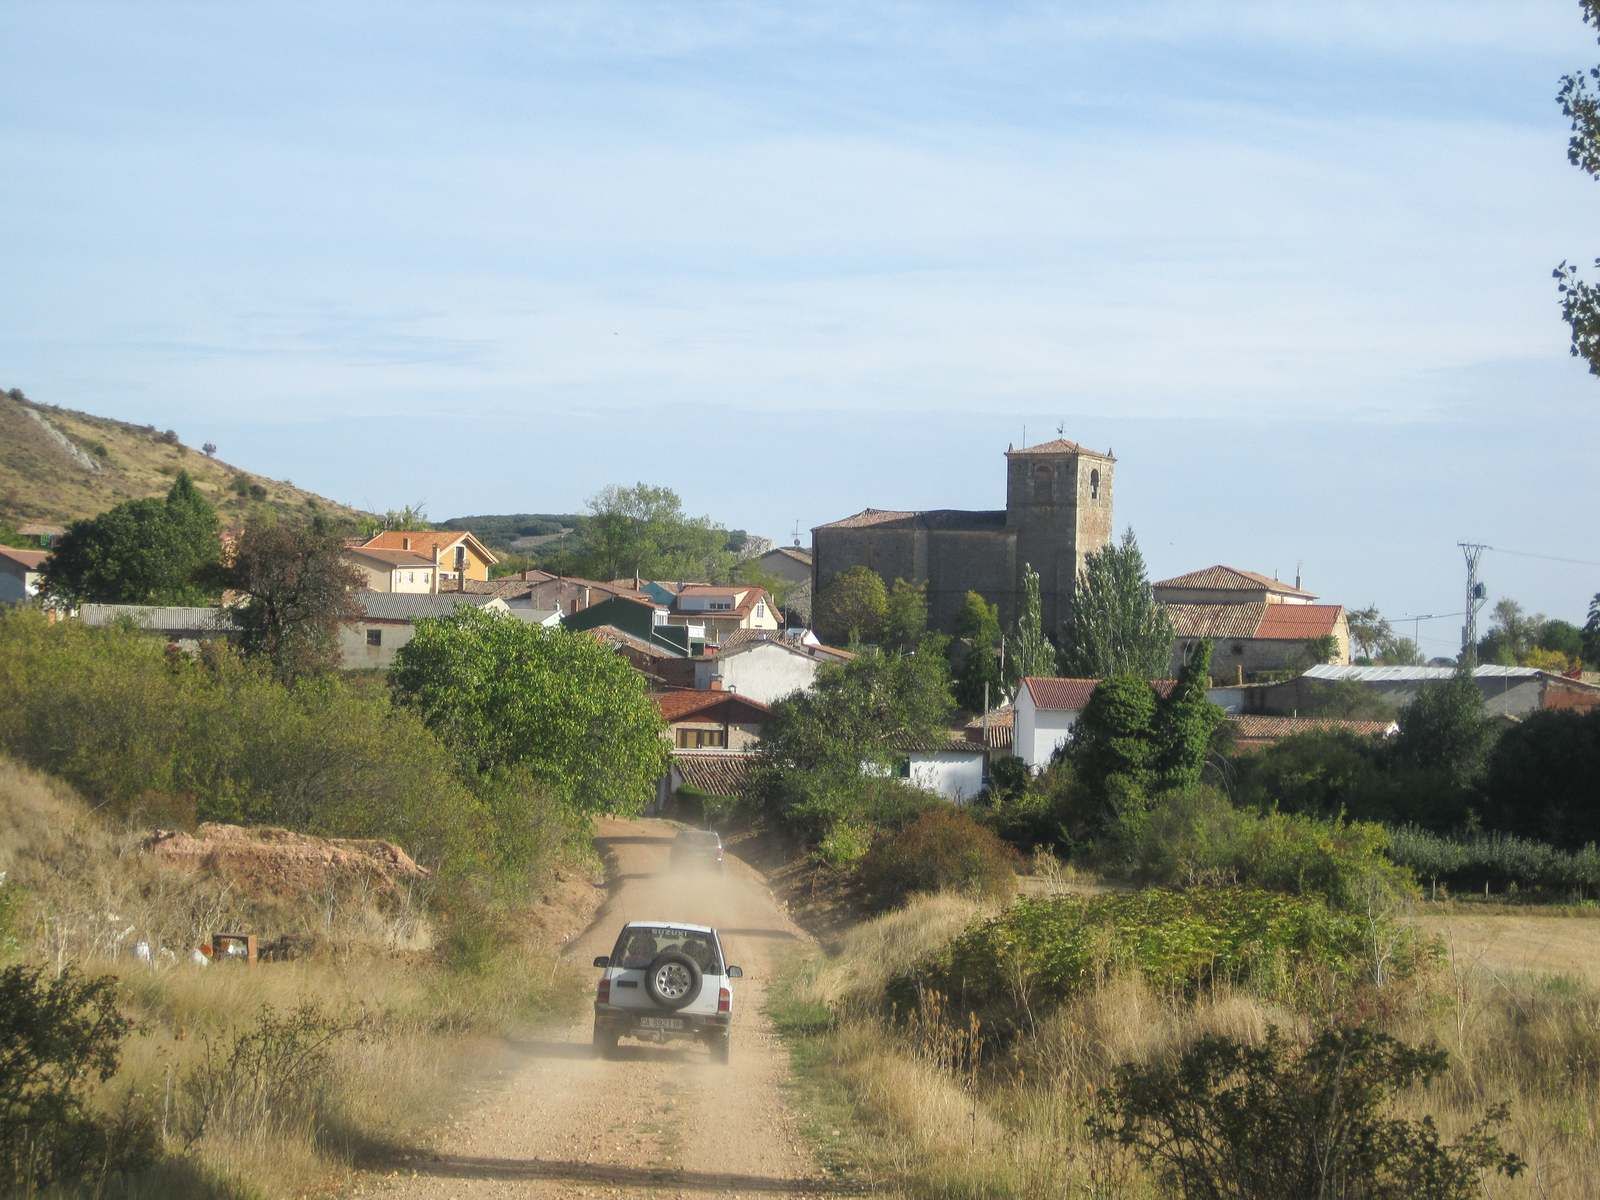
xmin=645 ymin=949 xmax=703 ymax=1009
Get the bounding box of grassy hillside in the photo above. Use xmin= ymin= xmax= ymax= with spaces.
xmin=0 ymin=387 xmax=369 ymax=530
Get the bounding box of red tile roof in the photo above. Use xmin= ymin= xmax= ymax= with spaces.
xmin=1004 ymin=437 xmax=1111 ymax=458
xmin=1227 ymin=715 xmax=1396 ymax=750
xmin=1253 ymin=604 xmax=1345 ymax=641
xmin=671 ymin=751 xmax=758 ymax=797
xmin=1154 ymin=565 xmax=1317 ymax=599
xmin=362 ymin=530 xmax=499 ymax=565
xmin=1166 ymin=602 xmax=1268 ymax=640
xmin=1022 ymin=676 xmax=1178 ymax=710
xmin=0 ymin=546 xmax=48 ymax=570
xmin=650 ymin=689 xmax=772 ymax=723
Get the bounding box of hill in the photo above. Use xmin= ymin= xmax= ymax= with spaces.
xmin=440 ymin=512 xmax=582 ymax=552
xmin=0 ymin=387 xmax=369 ymax=530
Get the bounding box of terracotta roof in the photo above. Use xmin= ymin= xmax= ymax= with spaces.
xmin=343 ymin=547 xmax=436 ymax=569
xmin=361 ymin=530 xmax=499 ymax=565
xmin=1166 ymin=602 xmax=1268 ymax=640
xmin=963 ymin=707 xmax=1015 ymax=750
xmin=1154 ymin=565 xmax=1317 ymax=599
xmin=671 ymin=586 xmax=772 ymax=621
xmin=650 ymin=689 xmax=772 ymax=723
xmin=713 ymin=628 xmax=840 ymax=663
xmin=895 ymin=732 xmax=989 ymax=755
xmin=1004 ymin=437 xmax=1110 ymax=458
xmin=1228 ymin=715 xmax=1396 ymax=748
xmin=1253 ymin=604 xmax=1344 ymax=641
xmin=765 ymin=546 xmax=813 ymax=566
xmin=0 ymin=546 xmax=48 ymax=570
xmin=672 ymin=751 xmax=758 ymax=797
xmin=1022 ymin=676 xmax=1178 ymax=711
xmin=813 ymin=508 xmax=1007 ymax=532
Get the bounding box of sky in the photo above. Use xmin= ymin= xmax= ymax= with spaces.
xmin=3 ymin=1 xmax=1598 ymax=652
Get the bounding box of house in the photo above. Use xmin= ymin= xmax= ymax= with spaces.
xmin=690 ymin=632 xmax=837 ymax=705
xmin=755 ymin=546 xmax=813 ymax=586
xmin=341 ymin=547 xmax=438 ymax=594
xmin=339 ymin=592 xmax=509 ymax=670
xmin=1225 ymin=714 xmax=1397 ymax=753
xmin=1166 ymin=602 xmax=1350 ymax=683
xmin=888 ymin=734 xmax=988 ymax=804
xmin=651 ymin=686 xmax=772 ymax=750
xmin=1014 ymin=676 xmax=1179 ymax=771
xmin=586 ymin=625 xmax=688 ymax=686
xmin=666 ymin=584 xmax=779 ymax=643
xmin=565 ymin=595 xmax=695 ymax=655
xmin=16 ymin=523 xmax=65 ymax=547
xmin=1153 ymin=565 xmax=1319 ymax=607
xmin=357 ymin=530 xmax=498 ymax=585
xmin=507 ymin=607 xmax=562 ymax=628
xmin=79 ymin=604 xmax=238 ymax=651
xmin=0 ymin=546 xmax=48 ymax=603
xmin=501 ymin=570 xmax=654 ymax=617
xmin=1258 ymin=664 xmax=1600 ymax=720
xmin=962 ymin=705 xmax=1015 ymax=760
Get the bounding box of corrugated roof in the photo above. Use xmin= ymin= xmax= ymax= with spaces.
xmin=1023 ymin=676 xmax=1178 ymax=710
xmin=1153 ymin=564 xmax=1317 ymax=598
xmin=80 ymin=604 xmax=238 ymax=632
xmin=355 ymin=592 xmax=500 ymax=621
xmin=1303 ymin=664 xmax=1541 ymax=683
xmin=1166 ymin=602 xmax=1267 ymax=640
xmin=672 ymin=751 xmax=758 ymax=797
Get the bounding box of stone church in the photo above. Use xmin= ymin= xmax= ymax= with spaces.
xmin=811 ymin=438 xmax=1115 ymax=637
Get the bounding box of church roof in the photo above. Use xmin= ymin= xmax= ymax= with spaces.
xmin=1005 ymin=437 xmax=1112 ymax=458
xmin=1154 ymin=564 xmax=1316 ymax=599
xmin=814 ymin=508 xmax=1006 ymax=532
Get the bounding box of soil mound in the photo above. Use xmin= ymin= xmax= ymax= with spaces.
xmin=143 ymin=822 xmax=430 ymax=897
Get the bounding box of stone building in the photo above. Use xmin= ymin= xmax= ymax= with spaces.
xmin=812 ymin=438 xmax=1115 ymax=635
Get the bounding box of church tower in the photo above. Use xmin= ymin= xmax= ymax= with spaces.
xmin=1004 ymin=439 xmax=1115 ymax=639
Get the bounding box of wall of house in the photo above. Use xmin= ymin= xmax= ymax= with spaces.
xmin=337 ymin=620 xmax=414 ymax=670
xmin=1015 ymin=692 xmax=1082 ymax=771
xmin=667 ymin=719 xmax=763 ymax=751
xmin=693 ymin=643 xmax=820 ymax=705
xmin=758 ymin=552 xmax=813 ymax=585
xmin=1181 ymin=632 xmax=1348 ymax=685
xmin=0 ymin=568 xmax=30 ymax=603
xmin=907 ymin=751 xmax=986 ymax=804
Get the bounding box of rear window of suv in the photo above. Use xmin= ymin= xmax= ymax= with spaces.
xmin=612 ymin=926 xmax=722 ymax=973
xmin=678 ymin=831 xmax=720 ymax=846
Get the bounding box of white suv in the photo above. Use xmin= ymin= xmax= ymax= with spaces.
xmin=592 ymin=921 xmax=742 ymax=1064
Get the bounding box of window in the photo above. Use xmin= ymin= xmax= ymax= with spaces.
xmin=454 ymin=545 xmax=466 ymax=571
xmin=405 ymin=571 xmax=413 ymax=583
xmin=366 ymin=628 xmax=382 ymax=647
xmin=1090 ymin=468 xmax=1101 ymax=499
xmin=755 ymin=603 xmax=765 ymax=618
xmin=676 ymin=728 xmax=727 ymax=749
xmin=709 ymin=600 xmax=732 ymax=611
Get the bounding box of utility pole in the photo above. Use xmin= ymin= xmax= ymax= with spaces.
xmin=1458 ymin=542 xmax=1489 ymax=668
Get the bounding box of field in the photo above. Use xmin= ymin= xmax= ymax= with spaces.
xmin=1417 ymin=910 xmax=1600 ymax=985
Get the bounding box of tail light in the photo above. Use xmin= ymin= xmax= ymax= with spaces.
xmin=717 ymin=986 xmax=731 ymax=1014
xmin=596 ymin=978 xmax=610 ymax=1005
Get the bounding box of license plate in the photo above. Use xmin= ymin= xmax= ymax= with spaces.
xmin=638 ymin=1016 xmax=683 ymax=1030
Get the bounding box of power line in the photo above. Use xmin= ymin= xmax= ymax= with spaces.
xmin=1486 ymin=546 xmax=1600 ymax=569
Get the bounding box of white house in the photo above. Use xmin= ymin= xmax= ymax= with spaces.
xmin=0 ymin=546 xmax=48 ymax=603
xmin=341 ymin=547 xmax=438 ymax=594
xmin=692 ymin=635 xmax=827 ymax=705
xmin=1014 ymin=676 xmax=1178 ymax=772
xmin=904 ymin=742 xmax=987 ymax=804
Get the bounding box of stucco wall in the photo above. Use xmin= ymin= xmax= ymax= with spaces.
xmin=1015 ymin=691 xmax=1081 ymax=771
xmin=693 ymin=644 xmax=819 ymax=705
xmin=338 ymin=620 xmax=414 ymax=670
xmin=0 ymin=568 xmax=33 ymax=603
xmin=908 ymin=751 xmax=986 ymax=803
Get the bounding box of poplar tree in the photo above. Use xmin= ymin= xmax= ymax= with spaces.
xmin=1059 ymin=529 xmax=1174 ymax=679
xmin=1012 ymin=562 xmax=1056 ymax=680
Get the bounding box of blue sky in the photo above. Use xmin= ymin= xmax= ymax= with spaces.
xmin=4 ymin=2 xmax=1597 ymax=649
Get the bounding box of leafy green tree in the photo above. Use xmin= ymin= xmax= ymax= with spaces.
xmin=1390 ymin=672 xmax=1496 ymax=791
xmin=1537 ymin=617 xmax=1585 ymax=662
xmin=1153 ymin=641 xmax=1225 ymax=790
xmin=752 ymin=643 xmax=954 ymax=839
xmin=1483 ymin=709 xmax=1600 ymax=849
xmin=1376 ymin=636 xmax=1426 ymax=667
xmin=579 ymin=483 xmax=733 ymax=581
xmin=1059 ymin=528 xmax=1174 ymax=679
xmin=1586 ymin=592 xmax=1600 ymax=665
xmin=391 ymin=607 xmax=668 ymax=815
xmin=1071 ymin=674 xmax=1158 ymax=808
xmin=1296 ymin=633 xmax=1341 ymax=671
xmin=1347 ymin=605 xmax=1393 ymax=663
xmin=815 ymin=565 xmax=887 ymax=644
xmin=1011 ymin=562 xmax=1056 ymax=680
xmin=1556 ymin=0 xmax=1600 ymax=375
xmin=42 ymin=472 xmax=220 ymax=604
xmin=231 ymin=518 xmax=363 ymax=682
xmin=882 ymin=578 xmax=929 ymax=651
xmin=952 ymin=590 xmax=1004 ymax=712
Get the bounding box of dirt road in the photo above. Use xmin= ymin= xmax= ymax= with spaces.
xmin=359 ymin=818 xmax=851 ymax=1199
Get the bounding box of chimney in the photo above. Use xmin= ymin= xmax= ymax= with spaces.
xmin=708 ymin=676 xmax=724 ymax=692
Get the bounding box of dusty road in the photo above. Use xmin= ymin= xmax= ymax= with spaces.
xmin=359 ymin=818 xmax=853 ymax=1199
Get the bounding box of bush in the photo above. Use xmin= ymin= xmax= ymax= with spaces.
xmin=857 ymin=807 xmax=1017 ymax=910
xmin=0 ymin=965 xmax=153 ymax=1193
xmin=1089 ymin=1023 xmax=1523 ymax=1199
xmin=1387 ymin=825 xmax=1600 ymax=898
xmin=892 ymin=887 xmax=1417 ymax=1033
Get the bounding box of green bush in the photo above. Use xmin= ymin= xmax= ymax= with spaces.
xmin=892 ymin=887 xmax=1416 ymax=1032
xmin=856 ymin=806 xmax=1017 ymax=909
xmin=1112 ymin=787 xmax=1417 ymax=912
xmin=1387 ymin=825 xmax=1600 ymax=898
xmin=1089 ymin=1023 xmax=1523 ymax=1199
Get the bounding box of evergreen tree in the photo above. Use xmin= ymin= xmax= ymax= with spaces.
xmin=1152 ymin=640 xmax=1225 ymax=789
xmin=1059 ymin=529 xmax=1174 ymax=678
xmin=1011 ymin=562 xmax=1056 ymax=680
xmin=953 ymin=590 xmax=1004 ymax=712
xmin=1391 ymin=670 xmax=1497 ymax=790
xmin=882 ymin=578 xmax=929 ymax=652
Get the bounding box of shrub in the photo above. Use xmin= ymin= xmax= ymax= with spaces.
xmin=1387 ymin=825 xmax=1600 ymax=898
xmin=158 ymin=428 xmax=180 ymax=445
xmin=815 ymin=820 xmax=872 ymax=870
xmin=893 ymin=887 xmax=1417 ymax=1033
xmin=1089 ymin=1023 xmax=1523 ymax=1199
xmin=0 ymin=965 xmax=153 ymax=1192
xmin=857 ymin=806 xmax=1017 ymax=910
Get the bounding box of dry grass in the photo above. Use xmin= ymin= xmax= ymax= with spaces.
xmin=0 ymin=757 xmax=585 ymax=1198
xmin=778 ymin=891 xmax=1600 ymax=1199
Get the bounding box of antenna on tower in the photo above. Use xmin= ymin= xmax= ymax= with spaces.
xmin=1459 ymin=543 xmax=1489 ymax=667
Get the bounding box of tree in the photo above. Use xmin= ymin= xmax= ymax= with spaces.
xmin=752 ymin=643 xmax=954 ymax=839
xmin=1153 ymin=641 xmax=1225 ymax=790
xmin=1347 ymin=605 xmax=1393 ymax=663
xmin=580 ymin=483 xmax=733 ymax=581
xmin=881 ymin=578 xmax=928 ymax=651
xmin=1011 ymin=562 xmax=1056 ymax=680
xmin=201 ymin=441 xmax=217 ymax=457
xmin=41 ymin=472 xmax=220 ymax=604
xmin=1585 ymin=592 xmax=1600 ymax=665
xmin=391 ymin=608 xmax=668 ymax=815
xmin=1483 ymin=709 xmax=1600 ymax=849
xmin=1089 ymin=1024 xmax=1523 ymax=1200
xmin=1059 ymin=529 xmax=1174 ymax=679
xmin=952 ymin=590 xmax=1004 ymax=712
xmin=1071 ymin=674 xmax=1159 ymax=808
xmin=1556 ymin=0 xmax=1600 ymax=375
xmin=1376 ymin=636 xmax=1425 ymax=667
xmin=231 ymin=518 xmax=363 ymax=681
xmin=1537 ymin=617 xmax=1585 ymax=662
xmin=1390 ymin=671 xmax=1496 ymax=791
xmin=816 ymin=565 xmax=887 ymax=644
xmin=1296 ymin=633 xmax=1341 ymax=671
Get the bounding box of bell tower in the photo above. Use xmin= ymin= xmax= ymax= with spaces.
xmin=1004 ymin=438 xmax=1115 ymax=638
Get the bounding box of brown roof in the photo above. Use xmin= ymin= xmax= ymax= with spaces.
xmin=766 ymin=546 xmax=813 ymax=566
xmin=1023 ymin=676 xmax=1179 ymax=710
xmin=343 ymin=546 xmax=436 ymax=569
xmin=1253 ymin=604 xmax=1344 ymax=641
xmin=672 ymin=586 xmax=772 ymax=621
xmin=460 ymin=577 xmax=537 ymax=598
xmin=16 ymin=523 xmax=64 ymax=537
xmin=650 ymin=689 xmax=772 ymax=723
xmin=813 ymin=508 xmax=1007 ymax=532
xmin=0 ymin=546 xmax=48 ymax=570
xmin=1228 ymin=715 xmax=1395 ymax=749
xmin=1166 ymin=602 xmax=1268 ymax=640
xmin=362 ymin=530 xmax=499 ymax=565
xmin=672 ymin=751 xmax=758 ymax=797
xmin=962 ymin=707 xmax=1015 ymax=749
xmin=1004 ymin=437 xmax=1110 ymax=458
xmin=1154 ymin=565 xmax=1317 ymax=599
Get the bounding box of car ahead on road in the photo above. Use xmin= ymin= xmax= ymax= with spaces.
xmin=669 ymin=828 xmax=724 ymax=871
xmin=592 ymin=921 xmax=742 ymax=1064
